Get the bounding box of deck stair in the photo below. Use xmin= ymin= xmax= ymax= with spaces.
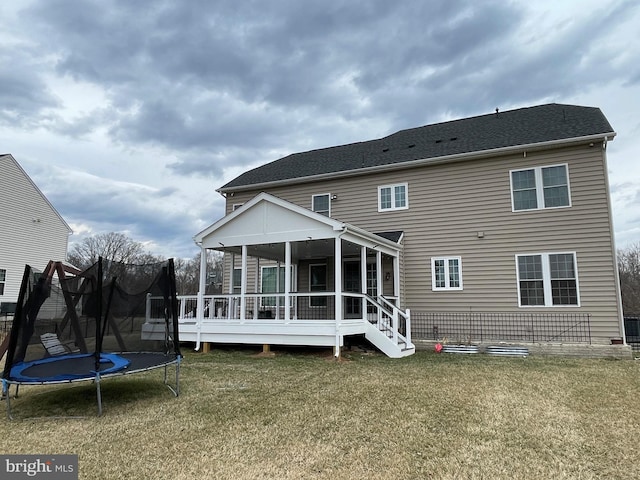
xmin=363 ymin=295 xmax=414 ymax=358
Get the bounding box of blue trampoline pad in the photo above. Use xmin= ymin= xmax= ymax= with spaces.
xmin=10 ymin=353 xmax=131 ymax=383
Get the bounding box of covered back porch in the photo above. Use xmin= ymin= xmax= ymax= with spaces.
xmin=172 ymin=193 xmax=414 ymax=358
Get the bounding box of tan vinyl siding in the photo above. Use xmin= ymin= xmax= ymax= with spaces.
xmin=0 ymin=155 xmax=71 ymax=303
xmin=224 ymin=142 xmax=622 ymax=342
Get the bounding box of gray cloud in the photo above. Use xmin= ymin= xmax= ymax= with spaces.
xmin=2 ymin=0 xmax=639 ymax=257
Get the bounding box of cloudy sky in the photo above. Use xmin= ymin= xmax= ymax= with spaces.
xmin=2 ymin=0 xmax=639 ymax=259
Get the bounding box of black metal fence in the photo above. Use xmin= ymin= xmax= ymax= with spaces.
xmin=411 ymin=312 xmax=592 ymax=344
xmin=624 ymin=316 xmax=640 ymax=351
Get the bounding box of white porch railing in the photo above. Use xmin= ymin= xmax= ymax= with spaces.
xmin=145 ymin=291 xmax=413 ymax=356
xmin=362 ymin=293 xmax=412 ymax=351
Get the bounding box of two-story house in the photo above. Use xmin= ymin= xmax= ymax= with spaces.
xmin=178 ymin=104 xmax=624 ymax=357
xmin=0 ymin=154 xmax=72 ymax=309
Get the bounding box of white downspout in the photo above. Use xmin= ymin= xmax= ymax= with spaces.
xmin=334 ymin=236 xmax=343 ymax=358
xmin=360 ymin=246 xmax=367 ymax=319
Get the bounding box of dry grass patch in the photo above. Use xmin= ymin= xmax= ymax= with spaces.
xmin=1 ymin=346 xmax=639 ymax=479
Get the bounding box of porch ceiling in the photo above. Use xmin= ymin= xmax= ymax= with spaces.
xmin=215 ymin=238 xmax=365 ymax=263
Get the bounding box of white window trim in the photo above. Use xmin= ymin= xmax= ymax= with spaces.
xmin=510 ymin=163 xmax=571 ymax=212
xmin=378 ymin=183 xmax=409 ymax=212
xmin=431 ymin=256 xmax=463 ymax=291
xmin=0 ymin=268 xmax=6 ymax=296
xmin=311 ymin=193 xmax=331 ymax=217
xmin=260 ymin=265 xmax=296 ymax=307
xmin=515 ymin=252 xmax=581 ymax=307
xmin=232 ymin=203 xmax=244 ymax=211
xmin=232 ymin=267 xmax=242 ymax=294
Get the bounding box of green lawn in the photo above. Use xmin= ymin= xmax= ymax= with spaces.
xmin=1 ymin=346 xmax=639 ymax=479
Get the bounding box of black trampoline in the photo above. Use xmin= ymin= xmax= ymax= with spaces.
xmin=1 ymin=258 xmax=182 ymax=418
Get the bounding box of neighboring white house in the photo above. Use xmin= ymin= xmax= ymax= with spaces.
xmin=0 ymin=154 xmax=72 ymax=304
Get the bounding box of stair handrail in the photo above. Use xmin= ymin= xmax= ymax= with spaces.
xmin=362 ymin=294 xmax=412 ymax=348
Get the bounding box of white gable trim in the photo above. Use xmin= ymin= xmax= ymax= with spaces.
xmin=194 ymin=192 xmax=399 ymax=256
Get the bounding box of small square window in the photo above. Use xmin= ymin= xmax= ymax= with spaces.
xmin=431 ymin=257 xmax=462 ymax=291
xmin=378 ymin=183 xmax=408 ymax=212
xmin=312 ymin=193 xmax=331 ymax=216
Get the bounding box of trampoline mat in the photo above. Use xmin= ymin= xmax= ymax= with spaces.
xmin=118 ymin=352 xmax=179 ymax=372
xmin=9 ymin=352 xmax=179 ymax=384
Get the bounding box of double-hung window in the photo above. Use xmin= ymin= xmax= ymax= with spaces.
xmin=378 ymin=183 xmax=408 ymax=212
xmin=431 ymin=257 xmax=462 ymax=291
xmin=511 ymin=164 xmax=570 ymax=211
xmin=261 ymin=266 xmax=285 ymax=307
xmin=312 ymin=194 xmax=330 ymax=216
xmin=0 ymin=269 xmax=5 ymax=296
xmin=309 ymin=264 xmax=327 ymax=307
xmin=516 ymin=253 xmax=579 ymax=306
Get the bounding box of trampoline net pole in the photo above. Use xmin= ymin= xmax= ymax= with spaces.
xmin=96 ymin=373 xmax=103 ymax=416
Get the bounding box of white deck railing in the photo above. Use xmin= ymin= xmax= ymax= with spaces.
xmin=145 ymin=291 xmax=411 ymax=350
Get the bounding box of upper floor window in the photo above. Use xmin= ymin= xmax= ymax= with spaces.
xmin=232 ymin=203 xmax=244 ymax=211
xmin=312 ymin=194 xmax=330 ymax=216
xmin=0 ymin=269 xmax=5 ymax=296
xmin=431 ymin=257 xmax=462 ymax=291
xmin=378 ymin=183 xmax=408 ymax=212
xmin=516 ymin=252 xmax=579 ymax=307
xmin=510 ymin=164 xmax=570 ymax=211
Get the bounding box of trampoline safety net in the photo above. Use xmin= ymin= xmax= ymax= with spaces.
xmin=2 ymin=257 xmax=181 ymax=384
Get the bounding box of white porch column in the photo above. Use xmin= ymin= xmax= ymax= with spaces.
xmin=197 ymin=246 xmax=207 ymax=319
xmin=393 ymin=253 xmax=400 ymax=299
xmin=195 ymin=245 xmax=207 ymax=350
xmin=240 ymin=245 xmax=248 ymax=321
xmin=228 ymin=254 xmax=235 ymax=320
xmin=276 ymin=260 xmax=281 ymax=320
xmin=334 ymin=236 xmax=343 ymax=357
xmin=254 ymin=258 xmax=260 ymax=320
xmin=360 ymin=245 xmax=367 ymax=318
xmin=376 ymin=251 xmax=383 ymax=298
xmin=285 ymin=241 xmax=291 ymax=323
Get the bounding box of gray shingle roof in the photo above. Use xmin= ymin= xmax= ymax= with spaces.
xmin=221 ymin=103 xmax=614 ymax=191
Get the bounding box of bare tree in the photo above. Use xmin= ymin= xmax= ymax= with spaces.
xmin=618 ymin=242 xmax=640 ymax=315
xmin=68 ymin=232 xmax=149 ymax=269
xmin=68 ymin=232 xmax=224 ymax=295
xmin=173 ymin=250 xmax=223 ymax=295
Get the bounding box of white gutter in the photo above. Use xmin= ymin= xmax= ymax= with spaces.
xmin=218 ymin=132 xmax=616 ymax=194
